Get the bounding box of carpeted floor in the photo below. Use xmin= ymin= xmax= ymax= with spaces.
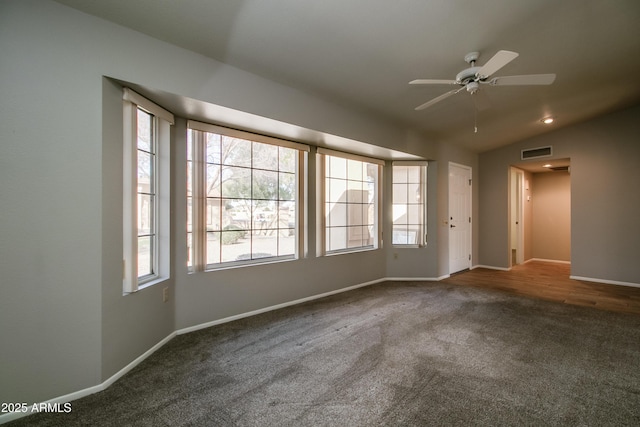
xmin=10 ymin=281 xmax=640 ymax=426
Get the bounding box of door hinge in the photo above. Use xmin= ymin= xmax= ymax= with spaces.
xmin=468 ymin=179 xmax=472 ymax=186
xmin=469 ymin=254 xmax=471 ymax=261
xmin=469 ymin=217 xmax=471 ymax=223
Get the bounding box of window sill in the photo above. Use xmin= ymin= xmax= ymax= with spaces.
xmin=123 ymin=275 xmax=170 ymax=296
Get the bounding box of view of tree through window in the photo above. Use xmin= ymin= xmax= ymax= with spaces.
xmin=188 ymin=126 xmax=300 ymax=269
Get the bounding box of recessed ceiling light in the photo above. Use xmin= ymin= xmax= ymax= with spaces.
xmin=541 ymin=117 xmax=554 ymax=124
xmin=543 ymin=164 xmax=552 ymax=168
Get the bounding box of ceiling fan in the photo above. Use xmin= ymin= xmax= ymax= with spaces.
xmin=410 ymin=50 xmax=556 ymax=111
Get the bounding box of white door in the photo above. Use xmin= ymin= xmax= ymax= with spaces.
xmin=449 ymin=163 xmax=472 ymax=274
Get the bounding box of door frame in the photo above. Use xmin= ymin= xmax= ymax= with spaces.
xmin=510 ymin=167 xmax=525 ymax=266
xmin=448 ymin=162 xmax=472 ymax=274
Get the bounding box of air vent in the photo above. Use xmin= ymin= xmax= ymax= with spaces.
xmin=549 ymin=166 xmax=570 ymax=172
xmin=521 ymin=146 xmax=552 ymax=160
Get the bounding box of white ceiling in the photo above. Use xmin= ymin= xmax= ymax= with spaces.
xmin=55 ymin=0 xmax=640 ymax=153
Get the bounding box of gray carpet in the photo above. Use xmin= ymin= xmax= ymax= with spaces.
xmin=10 ymin=281 xmax=640 ymax=426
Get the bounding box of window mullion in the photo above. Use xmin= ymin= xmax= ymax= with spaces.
xmin=192 ymin=131 xmax=207 ymax=271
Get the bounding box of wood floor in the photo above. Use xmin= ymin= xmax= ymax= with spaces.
xmin=442 ymin=261 xmax=640 ymax=315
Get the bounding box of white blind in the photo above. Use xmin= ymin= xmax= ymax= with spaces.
xmin=123 ymin=88 xmax=174 ymax=124
xmin=317 ymin=147 xmax=385 ymax=166
xmin=188 ymin=120 xmax=310 ymax=152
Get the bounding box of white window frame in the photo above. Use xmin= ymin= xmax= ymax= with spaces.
xmin=317 ymin=148 xmax=383 ymax=255
xmin=123 ymin=88 xmax=173 ymax=293
xmin=187 ymin=120 xmax=308 ymax=271
xmin=391 ymin=161 xmax=428 ymax=247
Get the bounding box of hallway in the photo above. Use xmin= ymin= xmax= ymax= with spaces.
xmin=443 ymin=261 xmax=640 ymax=315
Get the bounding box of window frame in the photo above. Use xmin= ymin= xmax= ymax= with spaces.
xmin=123 ymin=88 xmax=173 ymax=293
xmin=391 ymin=161 xmax=428 ymax=247
xmin=317 ymin=147 xmax=384 ymax=256
xmin=187 ymin=120 xmax=308 ymax=272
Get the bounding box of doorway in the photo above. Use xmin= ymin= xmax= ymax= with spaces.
xmin=449 ymin=162 xmax=472 ymax=274
xmin=511 ymin=158 xmax=571 ymax=266
xmin=510 ymin=167 xmax=524 ymax=266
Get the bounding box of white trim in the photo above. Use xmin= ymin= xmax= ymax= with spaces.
xmin=570 ymin=275 xmax=640 ymax=289
xmin=528 ymin=258 xmax=571 ymax=264
xmin=12 ymin=268 xmax=640 ymax=425
xmin=122 ymin=100 xmax=138 ymax=293
xmin=123 ymin=88 xmax=174 ymax=124
xmin=187 ymin=120 xmax=310 ymax=152
xmin=176 ymin=278 xmax=387 ymax=335
xmin=391 ymin=163 xmax=427 ymax=247
xmin=122 ymin=94 xmax=172 ymax=293
xmin=386 ymin=276 xmax=448 ymax=282
xmin=0 ymin=332 xmax=176 ymax=425
xmin=317 ymin=147 xmax=385 ymax=166
xmin=392 ymin=160 xmax=429 ymax=166
xmin=472 ymin=264 xmax=512 ymax=271
xmin=448 ymin=162 xmax=473 ymax=273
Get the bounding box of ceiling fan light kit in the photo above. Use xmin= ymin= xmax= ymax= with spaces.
xmin=411 ymin=50 xmax=556 ymax=111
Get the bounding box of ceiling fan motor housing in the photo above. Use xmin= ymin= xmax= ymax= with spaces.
xmin=456 ymin=66 xmax=481 ymax=85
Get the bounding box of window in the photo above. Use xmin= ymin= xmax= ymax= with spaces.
xmin=187 ymin=121 xmax=308 ymax=271
xmin=123 ymin=89 xmax=173 ymax=293
xmin=392 ymin=162 xmax=427 ymax=246
xmin=318 ymin=148 xmax=383 ymax=254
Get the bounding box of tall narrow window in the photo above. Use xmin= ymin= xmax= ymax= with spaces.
xmin=392 ymin=162 xmax=427 ymax=246
xmin=136 ymin=108 xmax=156 ymax=278
xmin=188 ymin=121 xmax=308 ymax=271
xmin=318 ymin=148 xmax=383 ymax=254
xmin=123 ymin=89 xmax=173 ymax=293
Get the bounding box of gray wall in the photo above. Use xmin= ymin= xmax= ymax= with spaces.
xmin=532 ymin=172 xmax=571 ymax=261
xmin=479 ymin=104 xmax=640 ymax=283
xmin=0 ymin=0 xmax=477 ymax=406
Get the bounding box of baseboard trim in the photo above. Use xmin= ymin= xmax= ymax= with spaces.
xmin=11 ymin=268 xmax=636 ymax=425
xmin=0 ymin=331 xmax=176 ymax=425
xmin=528 ymin=258 xmax=571 ymax=264
xmin=472 ymin=264 xmax=511 ymax=271
xmin=3 ymin=278 xmax=394 ymax=425
xmin=570 ymin=275 xmax=640 ymax=289
xmin=176 ymin=278 xmax=387 ymax=335
xmin=385 ymin=276 xmax=446 ymax=282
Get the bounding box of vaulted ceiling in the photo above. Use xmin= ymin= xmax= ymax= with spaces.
xmin=55 ymin=0 xmax=640 ymax=153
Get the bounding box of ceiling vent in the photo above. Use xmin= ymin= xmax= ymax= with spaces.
xmin=521 ymin=146 xmax=552 ymax=160
xmin=549 ymin=165 xmax=570 ymax=172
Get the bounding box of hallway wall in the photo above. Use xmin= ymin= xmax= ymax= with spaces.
xmin=532 ymin=171 xmax=571 ymax=261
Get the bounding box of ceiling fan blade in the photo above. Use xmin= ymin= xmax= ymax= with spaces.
xmin=487 ymin=73 xmax=556 ymax=86
xmin=415 ymin=87 xmax=464 ymax=111
xmin=409 ymin=79 xmax=458 ymax=85
xmin=476 ymin=50 xmax=519 ymax=79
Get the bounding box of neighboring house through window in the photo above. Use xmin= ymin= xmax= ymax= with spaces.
xmin=318 ymin=148 xmax=383 ymax=254
xmin=187 ymin=121 xmax=308 ymax=271
xmin=123 ymin=88 xmax=173 ymax=293
xmin=392 ymin=162 xmax=427 ymax=246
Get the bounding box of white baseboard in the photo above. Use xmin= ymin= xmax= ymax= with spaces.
xmin=0 ymin=331 xmax=176 ymax=425
xmin=385 ymin=276 xmax=446 ymax=282
xmin=3 ymin=278 xmax=395 ymax=425
xmin=472 ymin=264 xmax=511 ymax=271
xmin=570 ymin=275 xmax=640 ymax=289
xmin=176 ymin=278 xmax=387 ymax=335
xmin=528 ymin=258 xmax=571 ymax=264
xmin=9 ymin=267 xmax=635 ymax=425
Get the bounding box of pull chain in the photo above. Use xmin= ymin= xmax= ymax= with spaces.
xmin=474 ymin=107 xmax=478 ymax=133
